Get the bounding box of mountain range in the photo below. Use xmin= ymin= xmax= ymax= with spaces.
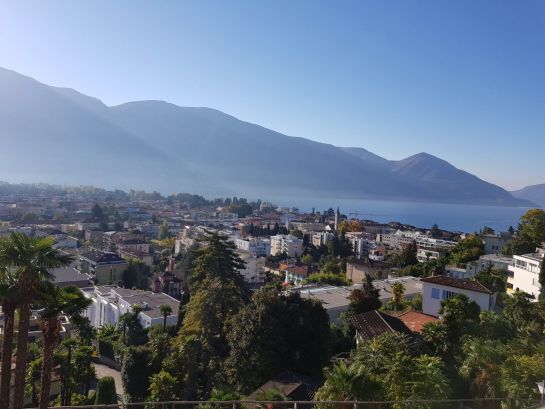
xmin=511 ymin=184 xmax=545 ymax=208
xmin=0 ymin=67 xmax=538 ymax=207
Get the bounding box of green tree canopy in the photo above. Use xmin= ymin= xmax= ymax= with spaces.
xmin=95 ymin=377 xmax=117 ymax=405
xmin=449 ymin=235 xmax=484 ymax=265
xmin=224 ymin=290 xmax=331 ymax=393
xmin=190 ymin=232 xmax=247 ymax=293
xmin=503 ymin=209 xmax=545 ymax=255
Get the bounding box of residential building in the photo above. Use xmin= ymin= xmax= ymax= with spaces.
xmin=376 ymin=232 xmax=415 ymax=249
xmin=421 ymin=275 xmax=495 ymax=317
xmin=51 ymin=266 xmax=91 ymax=288
xmin=270 ymin=234 xmax=303 ymax=257
xmin=368 ymin=245 xmax=386 ymax=261
xmin=416 ymin=247 xmax=450 ymax=263
xmin=84 ymin=286 xmax=180 ymax=329
xmin=174 ymin=226 xmax=203 ymax=255
xmin=116 ymin=239 xmax=150 ymax=254
xmin=466 ymin=254 xmax=513 ymax=276
xmin=297 ymin=276 xmax=422 ymax=323
xmin=363 ymin=223 xmax=395 ymax=235
xmin=284 ymin=264 xmax=311 ymax=286
xmin=345 ymin=232 xmax=375 ymax=258
xmin=235 ymin=237 xmax=271 ymax=256
xmin=119 ymin=248 xmax=153 ymax=268
xmin=237 ymin=250 xmax=266 ymax=284
xmin=346 ymin=260 xmax=369 ymax=283
xmin=311 ymin=232 xmax=334 ymax=247
xmin=445 ymin=266 xmax=473 ymax=279
xmin=78 ymin=248 xmax=129 ymax=284
xmin=246 ymin=371 xmax=321 ymax=402
xmin=291 ymin=222 xmax=327 ymax=233
xmin=0 ymin=311 xmax=71 ymax=343
xmin=152 ymin=271 xmax=183 ymax=298
xmin=103 ymin=230 xmax=145 ymax=251
xmin=53 ymin=235 xmax=79 ymax=249
xmin=395 ymin=311 xmax=437 ymax=334
xmin=483 ymin=233 xmax=510 ymax=255
xmin=507 ymin=247 xmax=544 ymax=299
xmin=415 ymin=236 xmax=457 ymax=250
xmin=349 ymin=310 xmax=413 ymax=345
xmin=84 ymin=229 xmax=104 ymax=245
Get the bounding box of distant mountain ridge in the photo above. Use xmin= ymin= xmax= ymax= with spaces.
xmin=511 ymin=184 xmax=545 ymax=208
xmin=0 ymin=67 xmax=535 ymax=207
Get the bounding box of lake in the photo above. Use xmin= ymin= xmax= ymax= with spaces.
xmin=271 ymin=197 xmax=537 ymax=233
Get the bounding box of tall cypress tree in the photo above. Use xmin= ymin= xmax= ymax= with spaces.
xmin=190 ymin=232 xmax=247 ymax=293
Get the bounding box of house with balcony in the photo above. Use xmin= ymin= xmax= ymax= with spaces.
xmin=83 ymin=286 xmax=180 ymax=329
xmin=235 ymin=237 xmax=271 ymax=256
xmin=507 ymin=247 xmax=544 ymax=300
xmin=270 ymin=234 xmax=303 ymax=258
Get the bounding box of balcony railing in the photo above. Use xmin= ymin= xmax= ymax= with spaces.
xmin=35 ymin=398 xmax=541 ymax=409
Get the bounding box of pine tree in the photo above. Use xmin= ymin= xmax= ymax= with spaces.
xmin=190 ymin=232 xmax=247 ymax=292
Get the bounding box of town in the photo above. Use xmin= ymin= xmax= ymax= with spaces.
xmin=0 ymin=182 xmax=544 ymax=408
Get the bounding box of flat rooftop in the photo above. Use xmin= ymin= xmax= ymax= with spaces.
xmin=517 ymin=252 xmax=544 ymax=263
xmin=479 ymin=254 xmax=513 ymax=264
xmin=295 ymin=276 xmax=422 ymax=311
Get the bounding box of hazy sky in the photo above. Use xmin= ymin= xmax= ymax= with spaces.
xmin=1 ymin=0 xmax=544 ymax=190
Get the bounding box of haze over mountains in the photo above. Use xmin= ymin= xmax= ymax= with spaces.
xmin=0 ymin=67 xmax=537 ymax=207
xmin=511 ymin=184 xmax=545 ymax=208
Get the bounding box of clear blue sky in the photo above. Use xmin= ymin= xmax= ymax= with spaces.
xmin=1 ymin=0 xmax=544 ymax=190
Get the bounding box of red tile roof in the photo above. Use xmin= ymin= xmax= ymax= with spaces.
xmin=397 ymin=311 xmax=437 ymax=333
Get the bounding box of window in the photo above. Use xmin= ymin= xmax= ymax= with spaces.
xmin=442 ymin=290 xmax=457 ymax=299
xmin=431 ymin=288 xmax=440 ymax=299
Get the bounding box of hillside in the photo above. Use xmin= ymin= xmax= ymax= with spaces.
xmin=0 ymin=67 xmax=534 ymax=206
xmin=511 ymin=184 xmax=545 ymax=208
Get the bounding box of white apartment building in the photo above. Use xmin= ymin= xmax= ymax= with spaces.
xmin=508 ymin=248 xmax=544 ymax=300
xmin=311 ymin=232 xmax=334 ymax=247
xmin=235 ymin=237 xmax=271 ymax=256
xmin=446 ymin=255 xmax=513 ymax=279
xmin=84 ymin=286 xmax=180 ymax=329
xmin=415 ymin=236 xmax=457 ymax=250
xmin=237 ymin=250 xmax=266 ymax=284
xmin=466 ymin=254 xmax=513 ymax=276
xmin=376 ymin=232 xmax=415 ymax=249
xmin=270 ymin=234 xmax=303 ymax=258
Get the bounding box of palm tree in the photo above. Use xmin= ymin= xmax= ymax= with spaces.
xmin=0 ymin=256 xmax=19 ymax=409
xmin=459 ymin=338 xmax=506 ymax=402
xmin=36 ymin=284 xmax=91 ymax=409
xmin=119 ymin=304 xmax=144 ymax=345
xmin=391 ymin=282 xmax=405 ymax=310
xmin=1 ymin=232 xmax=72 ymax=409
xmin=152 ymin=237 xmax=176 ymax=271
xmin=160 ymin=304 xmax=173 ymax=330
xmin=315 ymin=360 xmax=382 ymax=409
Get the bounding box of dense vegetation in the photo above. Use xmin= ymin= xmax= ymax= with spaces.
xmin=2 ymin=208 xmax=545 ymax=408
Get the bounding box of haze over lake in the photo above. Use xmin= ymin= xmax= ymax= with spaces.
xmin=272 ymin=197 xmax=537 ymax=233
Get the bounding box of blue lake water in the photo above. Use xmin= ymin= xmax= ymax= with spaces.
xmin=271 ymin=197 xmax=537 ymax=233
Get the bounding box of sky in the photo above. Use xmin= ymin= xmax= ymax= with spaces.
xmin=0 ymin=0 xmax=544 ymax=190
